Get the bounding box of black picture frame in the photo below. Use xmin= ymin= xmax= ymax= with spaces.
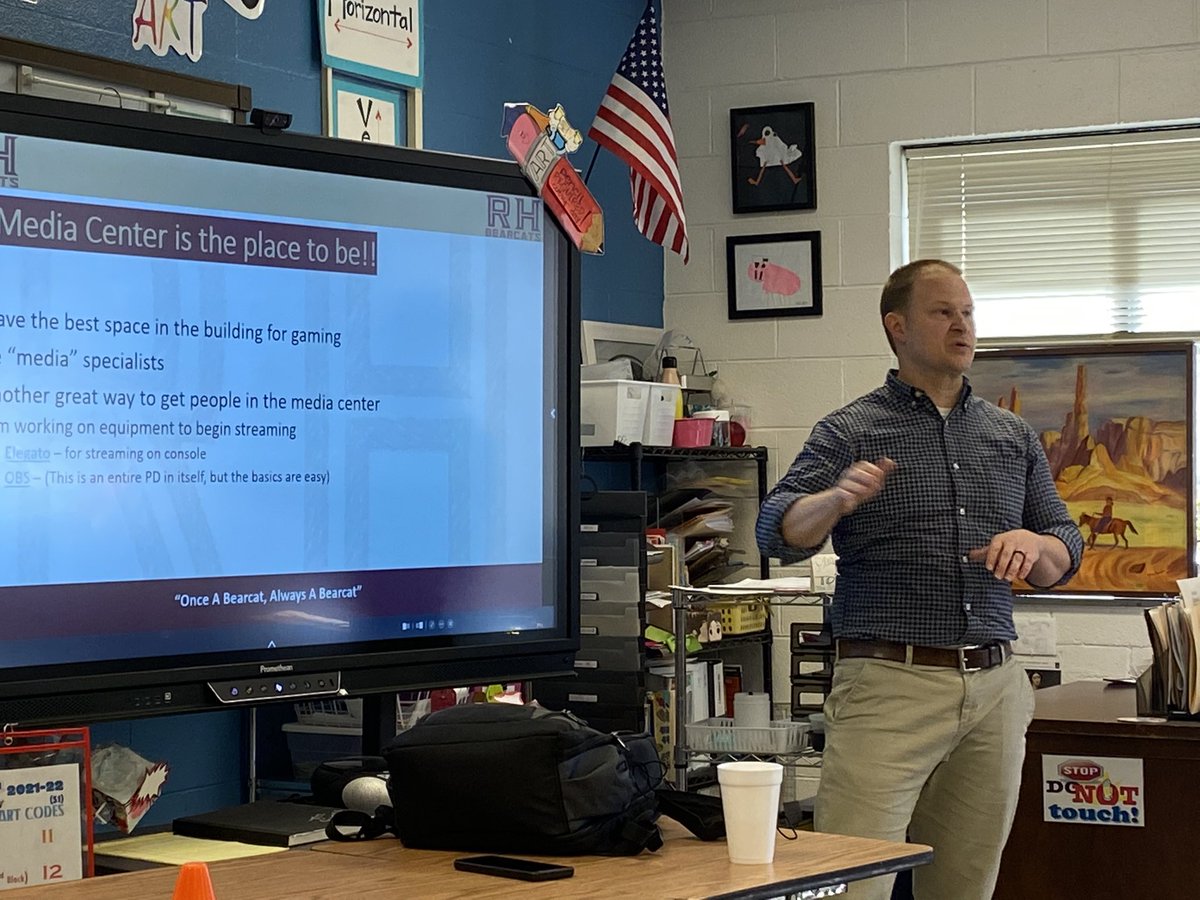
xmin=730 ymin=102 xmax=816 ymax=214
xmin=726 ymin=231 xmax=822 ymax=320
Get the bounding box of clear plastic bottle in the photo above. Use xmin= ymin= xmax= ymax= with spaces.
xmin=659 ymin=355 xmax=685 ymax=419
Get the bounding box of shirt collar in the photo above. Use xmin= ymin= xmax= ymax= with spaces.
xmin=884 ymin=369 xmax=976 ymax=410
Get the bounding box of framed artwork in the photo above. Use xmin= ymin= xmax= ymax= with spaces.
xmin=726 ymin=231 xmax=822 ymax=320
xmin=730 ymin=102 xmax=816 ymax=214
xmin=969 ymin=342 xmax=1196 ymax=598
xmin=580 ymin=321 xmax=663 ymax=380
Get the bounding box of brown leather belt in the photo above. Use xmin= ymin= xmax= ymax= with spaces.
xmin=836 ymin=639 xmax=1013 ymax=672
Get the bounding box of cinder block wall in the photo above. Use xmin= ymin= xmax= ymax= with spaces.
xmin=661 ymin=0 xmax=1200 ymax=688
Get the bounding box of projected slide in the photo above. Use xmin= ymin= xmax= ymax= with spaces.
xmin=0 ymin=138 xmax=547 ymax=596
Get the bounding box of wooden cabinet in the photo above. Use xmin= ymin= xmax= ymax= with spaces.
xmin=995 ymin=681 xmax=1200 ymax=900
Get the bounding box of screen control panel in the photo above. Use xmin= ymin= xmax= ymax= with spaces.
xmin=208 ymin=671 xmax=343 ymax=704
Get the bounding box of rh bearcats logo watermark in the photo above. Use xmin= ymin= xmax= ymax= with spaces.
xmin=485 ymin=195 xmax=542 ymax=243
xmin=0 ymin=135 xmax=18 ymax=189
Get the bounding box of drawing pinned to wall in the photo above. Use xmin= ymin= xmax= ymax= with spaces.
xmin=970 ymin=343 xmax=1196 ymax=597
xmin=726 ymin=231 xmax=822 ymax=320
xmin=730 ymin=102 xmax=816 ymax=214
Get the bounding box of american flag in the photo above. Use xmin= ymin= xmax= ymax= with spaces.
xmin=588 ymin=0 xmax=689 ymax=262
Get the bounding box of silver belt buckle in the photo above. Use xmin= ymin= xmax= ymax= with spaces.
xmin=958 ymin=644 xmax=984 ymax=673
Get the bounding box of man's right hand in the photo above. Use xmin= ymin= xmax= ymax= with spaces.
xmin=780 ymin=457 xmax=896 ymax=551
xmin=831 ymin=458 xmax=896 ymax=515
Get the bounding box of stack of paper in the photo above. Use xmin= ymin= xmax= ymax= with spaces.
xmin=656 ymin=497 xmax=735 ymax=537
xmin=710 ymin=576 xmax=813 ymax=593
xmin=683 ymin=537 xmax=746 ymax=587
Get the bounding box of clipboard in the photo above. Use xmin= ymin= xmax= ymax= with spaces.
xmin=0 ymin=726 xmax=94 ymax=888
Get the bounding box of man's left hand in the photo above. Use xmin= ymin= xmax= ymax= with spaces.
xmin=968 ymin=530 xmax=1040 ymax=583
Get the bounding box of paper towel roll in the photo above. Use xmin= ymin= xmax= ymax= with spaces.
xmin=733 ymin=691 xmax=770 ymax=729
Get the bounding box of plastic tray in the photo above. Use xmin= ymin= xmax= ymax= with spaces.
xmin=686 ymin=717 xmax=809 ymax=754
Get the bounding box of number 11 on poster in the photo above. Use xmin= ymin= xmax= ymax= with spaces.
xmin=0 ymin=763 xmax=83 ymax=889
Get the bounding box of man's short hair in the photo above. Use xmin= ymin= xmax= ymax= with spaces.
xmin=879 ymin=259 xmax=962 ymax=353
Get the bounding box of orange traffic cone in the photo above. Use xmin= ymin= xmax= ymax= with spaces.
xmin=172 ymin=861 xmax=216 ymax=900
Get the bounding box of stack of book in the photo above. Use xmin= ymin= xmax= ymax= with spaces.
xmin=173 ymin=800 xmax=342 ymax=848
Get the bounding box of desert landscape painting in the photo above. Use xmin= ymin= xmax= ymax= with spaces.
xmin=970 ymin=345 xmax=1194 ymax=596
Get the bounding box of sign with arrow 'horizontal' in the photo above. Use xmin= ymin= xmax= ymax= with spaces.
xmin=317 ymin=0 xmax=423 ymax=89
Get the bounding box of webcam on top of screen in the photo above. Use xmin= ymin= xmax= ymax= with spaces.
xmin=249 ymin=108 xmax=293 ymax=134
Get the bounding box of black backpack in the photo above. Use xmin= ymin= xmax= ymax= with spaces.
xmin=381 ymin=703 xmax=663 ymax=855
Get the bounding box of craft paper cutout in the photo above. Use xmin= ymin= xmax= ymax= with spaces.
xmin=132 ymin=0 xmax=209 ymax=62
xmin=91 ymin=744 xmax=169 ymax=833
xmin=502 ymin=102 xmax=604 ymax=255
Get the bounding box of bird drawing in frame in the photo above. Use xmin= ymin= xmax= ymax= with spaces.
xmin=739 ymin=123 xmax=803 ymax=186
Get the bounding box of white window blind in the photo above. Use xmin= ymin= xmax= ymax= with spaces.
xmin=906 ymin=130 xmax=1200 ymax=338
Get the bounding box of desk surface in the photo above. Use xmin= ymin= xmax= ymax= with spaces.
xmin=1029 ymin=680 xmax=1200 ymax=745
xmin=14 ymin=819 xmax=930 ymax=900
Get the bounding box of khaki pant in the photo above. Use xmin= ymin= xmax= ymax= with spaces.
xmin=815 ymin=654 xmax=1034 ymax=900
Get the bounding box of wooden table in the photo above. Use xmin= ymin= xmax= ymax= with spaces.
xmin=995 ymin=681 xmax=1200 ymax=900
xmin=13 ymin=819 xmax=930 ymax=899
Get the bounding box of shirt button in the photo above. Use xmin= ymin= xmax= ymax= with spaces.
xmin=952 ymin=462 xmax=960 ymax=470
xmin=958 ymin=507 xmax=966 ymax=516
xmin=961 ymin=555 xmax=969 ymax=563
xmin=964 ymin=603 xmax=972 ymax=611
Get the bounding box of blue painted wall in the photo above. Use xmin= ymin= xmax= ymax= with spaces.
xmin=0 ymin=0 xmax=663 ymax=327
xmin=88 ymin=712 xmax=248 ymax=827
xmin=0 ymin=0 xmax=664 ymax=825
xmin=420 ymin=3 xmax=666 ymax=324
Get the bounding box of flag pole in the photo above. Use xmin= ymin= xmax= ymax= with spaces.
xmin=582 ymin=144 xmax=602 ymax=185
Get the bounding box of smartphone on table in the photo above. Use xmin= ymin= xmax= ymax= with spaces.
xmin=453 ymin=854 xmax=575 ymax=882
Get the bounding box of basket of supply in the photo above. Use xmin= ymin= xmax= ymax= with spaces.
xmin=686 ymin=717 xmax=809 ymax=755
xmin=709 ymin=600 xmax=768 ymax=635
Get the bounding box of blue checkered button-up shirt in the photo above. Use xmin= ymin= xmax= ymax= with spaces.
xmin=756 ymin=371 xmax=1083 ymax=645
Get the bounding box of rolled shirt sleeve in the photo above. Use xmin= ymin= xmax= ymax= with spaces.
xmin=755 ymin=418 xmax=852 ymax=564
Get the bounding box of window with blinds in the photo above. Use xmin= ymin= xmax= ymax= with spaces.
xmin=906 ymin=130 xmax=1200 ymax=339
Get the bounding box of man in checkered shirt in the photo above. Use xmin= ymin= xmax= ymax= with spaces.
xmin=757 ymin=259 xmax=1082 ymax=900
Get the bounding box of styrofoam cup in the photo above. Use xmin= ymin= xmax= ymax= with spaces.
xmin=717 ymin=761 xmax=783 ymax=864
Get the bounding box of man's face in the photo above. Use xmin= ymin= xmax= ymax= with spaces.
xmin=889 ymin=269 xmax=976 ymax=378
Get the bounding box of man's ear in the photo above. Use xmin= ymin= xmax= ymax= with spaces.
xmin=884 ymin=311 xmax=905 ymax=347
